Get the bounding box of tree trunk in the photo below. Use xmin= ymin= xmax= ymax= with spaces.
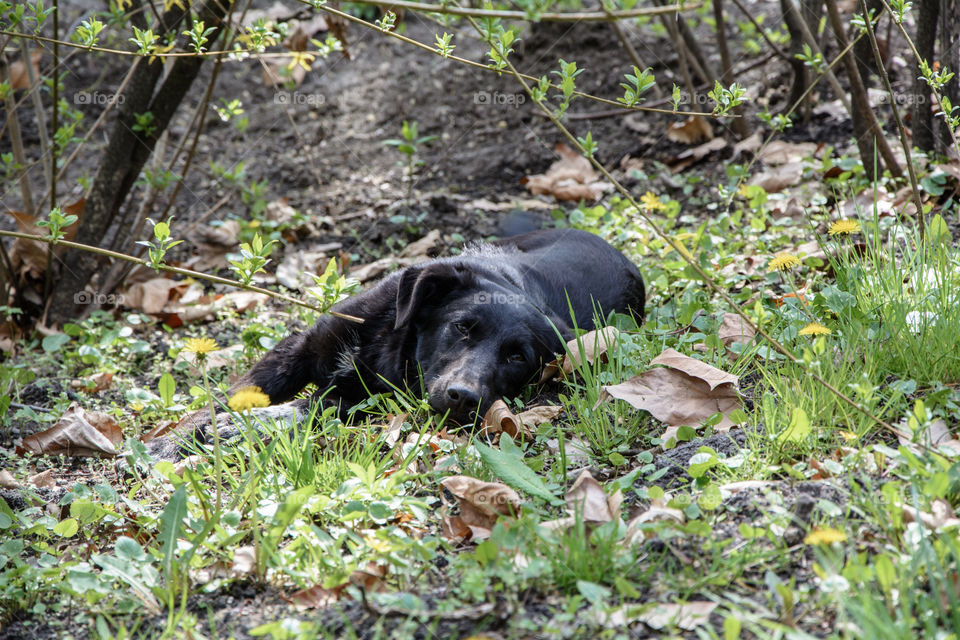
xmin=826 ymin=0 xmax=903 ymax=179
xmin=912 ymin=0 xmax=939 ymax=152
xmin=938 ymin=0 xmax=960 ymax=154
xmin=854 ymin=0 xmax=884 ymax=84
xmin=48 ymin=0 xmax=234 ymax=325
xmin=781 ymin=0 xmax=826 ymax=119
xmin=713 ymin=0 xmax=749 ymax=137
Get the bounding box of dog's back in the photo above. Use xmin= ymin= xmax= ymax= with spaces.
xmin=490 ymin=229 xmax=646 ymax=326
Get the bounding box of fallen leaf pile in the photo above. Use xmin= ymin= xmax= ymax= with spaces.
xmin=120 ymin=277 xmax=269 ymax=326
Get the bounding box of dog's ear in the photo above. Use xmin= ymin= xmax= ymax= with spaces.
xmin=395 ymin=262 xmax=473 ymax=328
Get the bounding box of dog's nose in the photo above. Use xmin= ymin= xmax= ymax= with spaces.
xmin=445 ymin=385 xmax=482 ymax=412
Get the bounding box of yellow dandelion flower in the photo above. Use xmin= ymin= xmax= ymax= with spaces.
xmin=228 ymin=386 xmax=271 ymax=412
xmin=798 ymin=322 xmax=831 ymax=336
xmin=804 ymin=526 xmax=847 ymax=545
xmin=640 ymin=191 xmax=666 ymax=211
xmin=768 ymin=253 xmax=801 ymax=272
xmin=287 ymin=51 xmax=316 ymax=71
xmin=828 ymin=219 xmax=861 ymax=236
xmin=184 ymin=337 xmax=218 ymax=354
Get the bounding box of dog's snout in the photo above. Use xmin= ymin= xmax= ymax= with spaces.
xmin=445 ymin=384 xmax=482 ymax=411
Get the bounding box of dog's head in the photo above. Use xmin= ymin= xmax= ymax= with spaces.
xmin=394 ymin=261 xmax=567 ymax=423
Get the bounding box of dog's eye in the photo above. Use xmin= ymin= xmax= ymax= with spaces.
xmin=507 ymin=352 xmax=526 ymax=364
xmin=454 ymin=322 xmax=470 ymax=336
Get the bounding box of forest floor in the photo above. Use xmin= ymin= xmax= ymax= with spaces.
xmin=3 ymin=1 xmax=960 ymax=638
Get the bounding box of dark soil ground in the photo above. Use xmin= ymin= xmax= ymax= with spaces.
xmin=0 ymin=0 xmax=934 ymax=637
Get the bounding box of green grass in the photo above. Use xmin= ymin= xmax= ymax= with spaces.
xmin=7 ymin=166 xmax=960 ymax=639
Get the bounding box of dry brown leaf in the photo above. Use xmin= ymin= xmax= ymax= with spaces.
xmin=602 ymin=348 xmax=742 ymax=432
xmin=173 ymin=455 xmax=205 ymax=477
xmin=264 ymin=198 xmax=297 ymax=224
xmin=263 ymin=57 xmax=308 ymax=87
xmin=5 ymin=210 xmax=48 ymax=278
xmin=639 ymin=601 xmax=718 ymax=630
xmin=668 ymin=137 xmax=727 ymax=173
xmin=0 ymin=321 xmax=17 ymax=353
xmin=757 ymin=140 xmax=818 ymax=165
xmin=70 ymin=372 xmax=114 ymax=393
xmin=718 ymin=255 xmax=761 ymax=279
xmin=593 ymin=601 xmax=717 ymax=630
xmin=749 ymin=162 xmax=804 ymax=193
xmin=565 ymin=470 xmax=621 ymax=524
xmin=185 ymin=221 xmax=241 ymax=272
xmin=288 ymin=584 xmax=342 ymax=610
xmin=899 ymin=419 xmax=960 ymax=456
xmin=731 ymin=131 xmax=763 ymax=160
xmin=218 ymin=291 xmax=269 ymax=313
xmin=440 ymin=505 xmax=473 ymax=543
xmin=349 ymin=256 xmax=423 ymax=283
xmin=381 ymin=413 xmax=407 ymax=448
xmin=230 ymin=546 xmax=256 ymax=576
xmin=141 ymin=421 xmax=178 ymax=443
xmin=792 ymin=240 xmax=826 ymax=263
xmin=545 ymin=436 xmax=591 ymax=469
xmin=717 ymin=313 xmax=755 ymax=349
xmin=18 ymin=404 xmax=122 ymax=457
xmin=718 ymin=480 xmax=774 ymax=495
xmin=28 ymin=469 xmax=56 ymax=489
xmin=541 ymin=327 xmax=620 ymax=381
xmin=123 ymin=278 xmax=179 ymax=314
xmin=625 ymin=504 xmax=685 ymax=542
xmin=441 ymin=475 xmax=521 ymax=541
xmin=349 ymin=562 xmax=387 ymax=591
xmin=770 ymin=196 xmax=806 ymax=220
xmin=480 ymin=400 xmax=526 ymax=440
xmin=524 ymin=144 xmax=608 ymax=202
xmin=9 ymin=51 xmax=42 ymax=90
xmin=0 ymin=470 xmax=20 ymax=489
xmin=401 ymin=229 xmax=441 ymax=258
xmin=6 ymin=199 xmax=84 ymax=279
xmin=177 ymin=344 xmax=244 ymax=374
xmin=277 ymin=250 xmax=333 ymax=290
xmin=902 ymin=498 xmax=960 ymax=530
xmin=666 ymin=116 xmax=713 ymax=144
xmin=517 ymin=405 xmax=563 ymax=426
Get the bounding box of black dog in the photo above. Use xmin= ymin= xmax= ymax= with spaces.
xmin=237 ymin=228 xmax=645 ymax=423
